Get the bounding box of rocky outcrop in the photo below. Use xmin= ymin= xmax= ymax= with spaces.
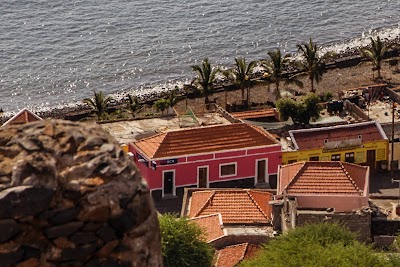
xmin=0 ymin=120 xmax=162 ymax=267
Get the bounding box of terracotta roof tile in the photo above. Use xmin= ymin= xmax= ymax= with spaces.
xmin=289 ymin=121 xmax=386 ymax=150
xmin=188 ymin=191 xmax=214 ymax=218
xmin=134 ymin=123 xmax=278 ymax=159
xmin=231 ymin=109 xmax=277 ymax=120
xmin=279 ymin=161 xmax=368 ymax=196
xmin=2 ymin=108 xmax=42 ymax=127
xmin=215 ymin=243 xmax=259 ymax=267
xmin=190 ymin=214 xmax=225 ymax=243
xmin=189 ymin=189 xmax=273 ymax=224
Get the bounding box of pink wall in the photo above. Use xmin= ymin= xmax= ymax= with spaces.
xmin=129 ymin=144 xmax=282 ymax=191
xmin=296 ymin=195 xmax=369 ymax=212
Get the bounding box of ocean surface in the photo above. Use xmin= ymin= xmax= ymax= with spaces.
xmin=0 ymin=0 xmax=399 ymax=113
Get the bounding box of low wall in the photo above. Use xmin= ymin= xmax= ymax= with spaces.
xmin=297 ymin=212 xmax=371 ymax=243
xmin=343 ymin=99 xmax=370 ymax=121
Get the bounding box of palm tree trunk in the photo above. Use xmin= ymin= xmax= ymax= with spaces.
xmin=241 ymin=87 xmax=245 ymax=101
xmin=377 ymin=65 xmax=382 ymax=79
xmin=225 ymin=89 xmax=228 ymax=110
xmin=275 ymin=81 xmax=280 ymax=99
xmin=310 ymin=77 xmax=315 ymax=93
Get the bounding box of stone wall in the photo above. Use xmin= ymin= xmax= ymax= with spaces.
xmin=0 ymin=120 xmax=162 ymax=267
xmin=297 ymin=212 xmax=371 ymax=243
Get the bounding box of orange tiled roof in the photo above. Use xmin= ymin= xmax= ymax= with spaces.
xmin=2 ymin=108 xmax=42 ymax=127
xmin=280 ymin=161 xmax=367 ymax=196
xmin=231 ymin=109 xmax=277 ymax=120
xmin=190 ymin=214 xmax=226 ymax=243
xmin=188 ymin=189 xmax=272 ymax=224
xmin=214 ymin=243 xmax=259 ymax=267
xmin=134 ymin=123 xmax=278 ymax=159
xmin=289 ymin=121 xmax=386 ymax=150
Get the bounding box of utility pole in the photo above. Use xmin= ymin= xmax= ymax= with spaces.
xmin=391 ymin=101 xmax=396 ymax=176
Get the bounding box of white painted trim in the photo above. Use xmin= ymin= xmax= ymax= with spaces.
xmin=133 ymin=142 xmax=281 ymax=161
xmin=197 ymin=165 xmax=209 ymax=188
xmin=162 ymin=170 xmax=176 ymax=197
xmin=255 ymin=158 xmax=268 ymax=185
xmin=2 ymin=108 xmax=43 ymax=127
xmin=152 ymin=150 xmax=280 ymax=168
xmin=219 ymin=162 xmax=237 ymax=178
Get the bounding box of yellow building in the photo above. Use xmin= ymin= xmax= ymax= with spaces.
xmin=282 ymin=121 xmax=389 ymax=170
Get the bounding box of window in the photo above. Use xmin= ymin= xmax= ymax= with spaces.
xmin=345 ymin=152 xmax=355 ymax=163
xmin=288 ymin=159 xmax=297 ymax=164
xmin=220 ymin=163 xmax=236 ymax=177
xmin=309 ymin=156 xmax=319 ymax=161
xmin=331 ymin=154 xmax=341 ymax=161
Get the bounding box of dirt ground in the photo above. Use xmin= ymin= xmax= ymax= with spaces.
xmin=175 ymin=59 xmax=400 ymax=110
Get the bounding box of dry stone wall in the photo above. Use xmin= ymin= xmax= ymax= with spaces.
xmin=0 ymin=120 xmax=162 ymax=267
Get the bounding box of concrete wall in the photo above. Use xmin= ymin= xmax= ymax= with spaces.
xmin=296 ymin=195 xmax=369 ymax=213
xmin=297 ymin=212 xmax=371 ymax=243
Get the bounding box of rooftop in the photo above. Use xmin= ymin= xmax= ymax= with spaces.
xmin=187 ymin=189 xmax=273 ymax=225
xmin=288 ymin=121 xmax=387 ymax=151
xmin=230 ymin=108 xmax=278 ymax=120
xmin=133 ymin=123 xmax=279 ymax=159
xmin=279 ymin=161 xmax=368 ymax=196
xmin=2 ymin=108 xmax=42 ymax=127
xmin=214 ymin=243 xmax=259 ymax=267
xmin=190 ymin=214 xmax=226 ymax=243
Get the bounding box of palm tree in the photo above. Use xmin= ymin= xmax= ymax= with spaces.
xmin=191 ymin=58 xmax=219 ymax=104
xmin=127 ymin=94 xmax=142 ymax=118
xmin=83 ymin=91 xmax=113 ymax=120
xmin=225 ymin=57 xmax=257 ymax=102
xmin=297 ymin=38 xmax=325 ymax=93
xmin=361 ymin=36 xmax=389 ymax=80
xmin=262 ymin=49 xmax=303 ymax=99
xmin=165 ymin=86 xmax=181 ymax=108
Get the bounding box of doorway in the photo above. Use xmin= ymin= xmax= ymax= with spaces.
xmin=198 ymin=166 xmax=209 ymax=188
xmin=256 ymin=159 xmax=268 ymax=184
xmin=163 ymin=171 xmax=175 ymax=196
xmin=366 ymin=150 xmax=376 ymax=170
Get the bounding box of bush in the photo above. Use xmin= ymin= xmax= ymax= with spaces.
xmin=276 ymin=93 xmax=322 ymax=125
xmin=159 ymin=214 xmax=214 ymax=267
xmin=240 ymin=223 xmax=398 ymax=267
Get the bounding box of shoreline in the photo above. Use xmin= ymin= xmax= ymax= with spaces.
xmin=1 ymin=37 xmax=400 ymax=124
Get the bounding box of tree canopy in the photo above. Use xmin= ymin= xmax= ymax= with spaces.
xmin=83 ymin=91 xmax=113 ymax=120
xmin=361 ymin=36 xmax=389 ymax=79
xmin=191 ymin=58 xmax=220 ymax=104
xmin=262 ymin=49 xmax=303 ymax=99
xmin=276 ymin=93 xmax=322 ymax=125
xmin=296 ymin=38 xmax=325 ymax=93
xmin=159 ymin=214 xmax=214 ymax=267
xmin=240 ymin=223 xmax=400 ymax=267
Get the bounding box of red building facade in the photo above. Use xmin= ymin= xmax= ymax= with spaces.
xmin=129 ymin=123 xmax=282 ymax=198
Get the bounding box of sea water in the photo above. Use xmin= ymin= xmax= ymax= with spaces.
xmin=0 ymin=0 xmax=399 ymax=113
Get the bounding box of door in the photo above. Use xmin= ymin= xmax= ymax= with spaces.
xmin=163 ymin=171 xmax=174 ymax=196
xmin=198 ymin=167 xmax=208 ymax=188
xmin=256 ymin=159 xmax=267 ymax=184
xmin=366 ymin=150 xmax=376 ymax=170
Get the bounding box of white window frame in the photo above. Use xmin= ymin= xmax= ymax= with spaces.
xmin=219 ymin=162 xmax=237 ymax=178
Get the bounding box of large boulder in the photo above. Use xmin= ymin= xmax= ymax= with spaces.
xmin=0 ymin=120 xmax=162 ymax=267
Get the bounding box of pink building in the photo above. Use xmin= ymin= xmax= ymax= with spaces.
xmin=129 ymin=123 xmax=282 ymax=198
xmin=277 ymin=161 xmax=369 ymax=212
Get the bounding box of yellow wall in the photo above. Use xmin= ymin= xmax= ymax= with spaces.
xmin=389 ymin=142 xmax=400 ymax=170
xmin=283 ymin=140 xmax=389 ymax=165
